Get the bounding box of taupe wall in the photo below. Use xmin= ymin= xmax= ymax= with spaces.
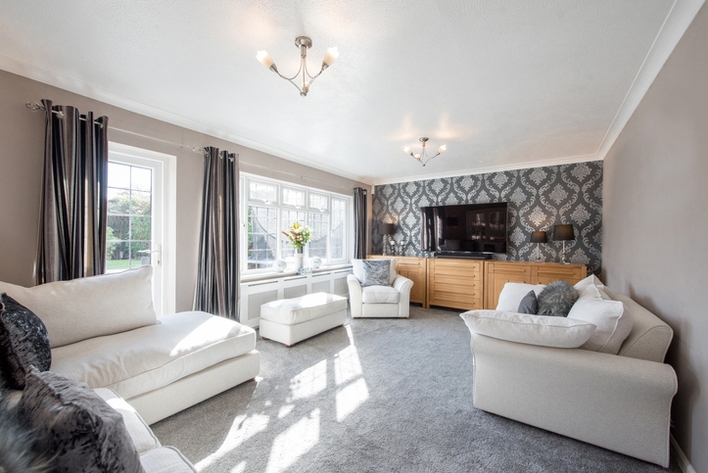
xmin=603 ymin=4 xmax=708 ymax=470
xmin=0 ymin=70 xmax=369 ymax=312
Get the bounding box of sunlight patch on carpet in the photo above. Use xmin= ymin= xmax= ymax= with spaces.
xmin=266 ymin=408 xmax=321 ymax=473
xmin=334 ymin=345 xmax=363 ymax=386
xmin=288 ymin=359 xmax=327 ymax=401
xmin=194 ymin=413 xmax=269 ymax=470
xmin=336 ymin=378 xmax=369 ymax=422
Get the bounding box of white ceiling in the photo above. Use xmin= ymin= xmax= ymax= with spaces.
xmin=0 ymin=0 xmax=704 ymax=185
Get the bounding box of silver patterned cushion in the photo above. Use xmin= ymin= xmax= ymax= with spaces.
xmin=0 ymin=293 xmax=52 ymax=389
xmin=19 ymin=368 xmax=144 ymax=473
xmin=361 ymin=260 xmax=391 ymax=287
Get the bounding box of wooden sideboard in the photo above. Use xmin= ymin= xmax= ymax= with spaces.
xmin=367 ymin=255 xmax=586 ymax=311
xmin=483 ymin=260 xmax=586 ymax=309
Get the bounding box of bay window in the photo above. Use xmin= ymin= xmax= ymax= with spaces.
xmin=242 ymin=174 xmax=351 ymax=273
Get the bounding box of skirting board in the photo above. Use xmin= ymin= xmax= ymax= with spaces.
xmin=671 ymin=434 xmax=696 ymax=473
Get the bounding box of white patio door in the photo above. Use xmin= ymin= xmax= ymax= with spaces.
xmin=106 ymin=142 xmax=176 ymax=316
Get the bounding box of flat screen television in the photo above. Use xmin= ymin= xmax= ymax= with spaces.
xmin=420 ymin=202 xmax=508 ymax=256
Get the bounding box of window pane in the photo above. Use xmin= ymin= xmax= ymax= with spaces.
xmin=281 ymin=210 xmax=306 ymax=260
xmin=282 ymin=188 xmax=305 ymax=207
xmin=131 ymin=241 xmax=151 ymax=267
xmin=131 ymin=216 xmax=151 ymax=240
xmin=249 ymin=181 xmax=277 ymax=202
xmin=106 ymin=241 xmax=130 ymax=271
xmin=131 ymin=166 xmax=152 ymax=192
xmin=108 ymin=188 xmax=131 ymax=215
xmin=308 ymin=212 xmax=329 ymax=259
xmin=107 ymin=215 xmax=129 ymax=240
xmin=309 ymin=193 xmax=328 ymax=211
xmin=247 ymin=206 xmax=278 ymax=269
xmin=108 ymin=163 xmax=131 ymax=189
xmin=331 ymin=198 xmax=346 ymax=260
xmin=131 ymin=191 xmax=151 ymax=216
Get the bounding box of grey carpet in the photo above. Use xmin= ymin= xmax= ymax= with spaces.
xmin=152 ymin=306 xmax=680 ymax=473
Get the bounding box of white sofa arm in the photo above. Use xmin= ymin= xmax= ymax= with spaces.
xmin=470 ymin=333 xmax=677 ymax=467
xmin=346 ymin=274 xmax=363 ymax=317
xmin=392 ymin=275 xmax=414 ymax=318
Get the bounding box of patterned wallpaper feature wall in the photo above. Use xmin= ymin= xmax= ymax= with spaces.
xmin=372 ymin=161 xmax=603 ymax=274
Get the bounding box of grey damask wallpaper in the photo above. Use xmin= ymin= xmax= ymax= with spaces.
xmin=372 ymin=161 xmax=603 ymax=274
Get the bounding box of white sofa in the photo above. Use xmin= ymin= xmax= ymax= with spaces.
xmin=97 ymin=388 xmax=197 ymax=472
xmin=0 ymin=266 xmax=260 ymax=425
xmin=347 ymin=258 xmax=413 ymax=318
xmin=461 ymin=280 xmax=677 ymax=467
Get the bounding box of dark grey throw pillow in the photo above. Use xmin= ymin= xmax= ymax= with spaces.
xmin=537 ymin=280 xmax=580 ymax=317
xmin=517 ymin=290 xmax=538 ymax=314
xmin=19 ymin=368 xmax=144 ymax=473
xmin=0 ymin=293 xmax=52 ymax=389
xmin=362 ymin=260 xmax=391 ymax=287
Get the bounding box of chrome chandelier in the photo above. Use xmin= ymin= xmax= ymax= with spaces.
xmin=257 ymin=36 xmax=339 ymax=97
xmin=404 ymin=137 xmax=447 ymax=166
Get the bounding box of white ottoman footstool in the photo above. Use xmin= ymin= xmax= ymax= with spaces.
xmin=259 ymin=292 xmax=348 ymax=347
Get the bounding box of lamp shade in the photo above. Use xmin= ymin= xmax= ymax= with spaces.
xmin=377 ymin=222 xmax=396 ymax=235
xmin=554 ymin=224 xmax=575 ymax=241
xmin=530 ymin=231 xmax=548 ymax=243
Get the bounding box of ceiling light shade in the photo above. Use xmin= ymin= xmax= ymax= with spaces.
xmin=404 ymin=137 xmax=447 ymax=166
xmin=256 ymin=36 xmax=338 ymax=97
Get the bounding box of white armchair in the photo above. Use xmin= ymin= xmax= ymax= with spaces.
xmin=347 ymin=259 xmax=413 ymax=318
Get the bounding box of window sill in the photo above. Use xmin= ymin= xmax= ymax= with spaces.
xmin=240 ymin=263 xmax=352 ymax=284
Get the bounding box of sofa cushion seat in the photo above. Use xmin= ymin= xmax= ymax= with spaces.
xmin=51 ymin=311 xmax=256 ymax=400
xmin=361 ymin=285 xmax=400 ymax=304
xmin=95 ymin=388 xmax=160 ymax=455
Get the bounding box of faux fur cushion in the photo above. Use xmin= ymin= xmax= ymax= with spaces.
xmin=536 ymin=281 xmax=580 ymax=317
xmin=0 ymin=394 xmax=50 ymax=473
xmin=517 ymin=290 xmax=538 ymax=314
xmin=0 ymin=293 xmax=52 ymax=389
xmin=19 ymin=368 xmax=144 ymax=473
xmin=361 ymin=260 xmax=391 ymax=287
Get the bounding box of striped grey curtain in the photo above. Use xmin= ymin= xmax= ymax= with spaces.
xmin=353 ymin=187 xmax=367 ymax=259
xmin=36 ymin=99 xmax=109 ymax=284
xmin=194 ymin=147 xmax=240 ymax=320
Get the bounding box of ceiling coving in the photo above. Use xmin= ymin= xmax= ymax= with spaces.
xmin=0 ymin=0 xmax=703 ymax=185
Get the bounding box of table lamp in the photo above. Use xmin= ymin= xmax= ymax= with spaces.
xmin=553 ymin=224 xmax=575 ymax=264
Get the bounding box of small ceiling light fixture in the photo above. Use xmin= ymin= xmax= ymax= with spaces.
xmin=404 ymin=137 xmax=447 ymax=166
xmin=256 ymin=36 xmax=339 ymax=97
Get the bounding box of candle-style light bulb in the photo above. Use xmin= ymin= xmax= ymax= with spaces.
xmin=256 ymin=51 xmax=275 ymax=70
xmin=438 ymin=145 xmax=447 ymax=154
xmin=323 ymin=47 xmax=339 ymax=67
xmin=403 ymin=146 xmax=411 ymax=154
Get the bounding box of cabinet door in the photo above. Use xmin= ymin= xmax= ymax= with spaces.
xmin=396 ymin=257 xmax=426 ymax=304
xmin=484 ymin=262 xmax=532 ymax=309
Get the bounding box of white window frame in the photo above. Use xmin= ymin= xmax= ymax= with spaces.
xmin=108 ymin=142 xmax=177 ymax=316
xmin=241 ymin=173 xmax=352 ymax=275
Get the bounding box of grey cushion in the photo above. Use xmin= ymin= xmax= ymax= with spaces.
xmin=517 ymin=290 xmax=538 ymax=314
xmin=361 ymin=260 xmax=391 ymax=287
xmin=0 ymin=293 xmax=52 ymax=389
xmin=19 ymin=368 xmax=144 ymax=473
xmin=537 ymin=280 xmax=579 ymax=317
